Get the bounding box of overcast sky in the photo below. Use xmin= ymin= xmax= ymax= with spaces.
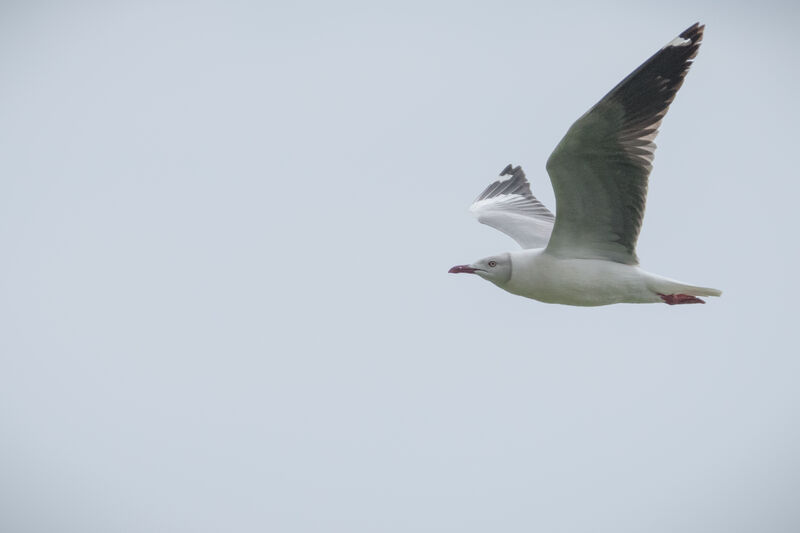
xmin=1 ymin=1 xmax=799 ymax=532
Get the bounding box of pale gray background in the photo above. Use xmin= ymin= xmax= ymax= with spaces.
xmin=1 ymin=1 xmax=798 ymax=532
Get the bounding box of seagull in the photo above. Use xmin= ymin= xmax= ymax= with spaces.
xmin=449 ymin=23 xmax=721 ymax=306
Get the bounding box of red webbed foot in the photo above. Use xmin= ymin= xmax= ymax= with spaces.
xmin=658 ymin=293 xmax=706 ymax=305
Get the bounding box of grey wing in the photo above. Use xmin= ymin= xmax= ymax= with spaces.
xmin=545 ymin=23 xmax=704 ymax=265
xmin=469 ymin=164 xmax=554 ymax=249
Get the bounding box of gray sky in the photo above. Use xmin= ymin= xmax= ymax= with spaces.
xmin=1 ymin=1 xmax=799 ymax=532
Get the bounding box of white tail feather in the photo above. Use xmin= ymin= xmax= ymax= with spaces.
xmin=647 ymin=275 xmax=722 ymax=298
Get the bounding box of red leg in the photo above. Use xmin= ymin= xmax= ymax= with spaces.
xmin=659 ymin=293 xmax=706 ymax=305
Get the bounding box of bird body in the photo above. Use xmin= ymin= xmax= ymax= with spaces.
xmin=499 ymin=250 xmax=720 ymax=307
xmin=449 ymin=23 xmax=721 ymax=306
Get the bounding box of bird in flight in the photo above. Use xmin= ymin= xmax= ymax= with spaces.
xmin=449 ymin=23 xmax=720 ymax=306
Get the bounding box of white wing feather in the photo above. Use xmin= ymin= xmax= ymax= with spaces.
xmin=469 ymin=164 xmax=554 ymax=249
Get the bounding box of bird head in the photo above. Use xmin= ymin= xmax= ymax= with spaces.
xmin=448 ymin=253 xmax=512 ymax=286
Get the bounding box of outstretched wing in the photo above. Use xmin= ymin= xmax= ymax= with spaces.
xmin=545 ymin=23 xmax=704 ymax=265
xmin=469 ymin=164 xmax=554 ymax=249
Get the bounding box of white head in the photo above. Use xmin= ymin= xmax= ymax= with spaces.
xmin=448 ymin=253 xmax=512 ymax=287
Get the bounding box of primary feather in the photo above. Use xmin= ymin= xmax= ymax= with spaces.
xmin=469 ymin=164 xmax=554 ymax=249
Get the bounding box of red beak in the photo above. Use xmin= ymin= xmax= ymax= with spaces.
xmin=448 ymin=264 xmax=478 ymax=274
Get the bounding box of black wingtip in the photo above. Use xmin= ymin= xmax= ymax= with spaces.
xmin=680 ymin=22 xmax=705 ymax=43
xmin=499 ymin=164 xmax=524 ymax=178
xmin=474 ymin=164 xmax=531 ymax=202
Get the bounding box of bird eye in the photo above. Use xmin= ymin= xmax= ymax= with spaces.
xmin=488 ymin=260 xmax=497 ymax=267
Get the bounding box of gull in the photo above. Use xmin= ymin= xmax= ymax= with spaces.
xmin=449 ymin=23 xmax=721 ymax=306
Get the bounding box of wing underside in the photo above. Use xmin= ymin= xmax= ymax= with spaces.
xmin=469 ymin=164 xmax=554 ymax=249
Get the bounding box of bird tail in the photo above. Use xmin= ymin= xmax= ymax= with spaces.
xmin=647 ymin=275 xmax=722 ymax=299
